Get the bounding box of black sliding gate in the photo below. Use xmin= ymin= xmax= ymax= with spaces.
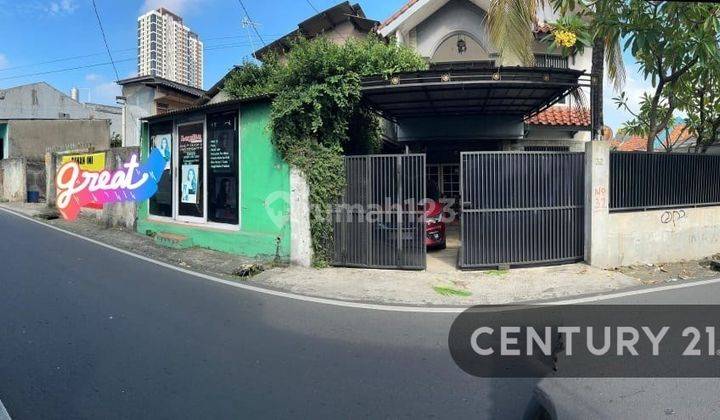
xmin=460 ymin=152 xmax=585 ymax=269
xmin=333 ymin=154 xmax=426 ymax=270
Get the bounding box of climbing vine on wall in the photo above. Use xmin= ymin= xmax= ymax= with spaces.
xmin=224 ymin=36 xmax=427 ymax=266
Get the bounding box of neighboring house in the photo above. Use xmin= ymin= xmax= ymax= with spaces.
xmin=611 ymin=124 xmax=717 ymax=153
xmin=253 ymin=1 xmax=377 ymax=62
xmin=0 ymin=119 xmax=109 ymax=203
xmin=0 ymin=82 xmax=121 ymax=140
xmin=117 ymin=75 xmax=207 ymax=147
xmin=374 ymin=0 xmax=593 ymax=153
xmin=199 ymin=1 xmax=377 ymax=107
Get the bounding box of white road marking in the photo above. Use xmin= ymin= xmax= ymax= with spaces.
xmin=0 ymin=398 xmax=10 ymax=420
xmin=2 ymin=205 xmax=720 ymax=313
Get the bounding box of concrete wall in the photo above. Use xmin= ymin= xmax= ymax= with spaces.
xmin=99 ymin=147 xmax=140 ymax=229
xmin=290 ymin=168 xmax=312 ymax=267
xmin=0 ymin=158 xmax=26 ymax=202
xmin=7 ymin=119 xmax=109 ymax=161
xmin=606 ymin=207 xmax=720 ymax=267
xmin=584 ymin=140 xmax=720 ymax=267
xmin=121 ymin=83 xmax=155 ymax=147
xmin=0 ymin=82 xmax=121 ymax=138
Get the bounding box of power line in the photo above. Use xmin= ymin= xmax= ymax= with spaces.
xmin=0 ymin=58 xmax=135 ymax=82
xmin=0 ymin=33 xmax=286 ymax=75
xmin=0 ymin=48 xmax=136 ymax=73
xmin=90 ymin=0 xmax=120 ymax=81
xmin=0 ymin=43 xmax=258 ymax=83
xmin=236 ymin=0 xmax=266 ymax=46
xmin=305 ymin=0 xmax=320 ymax=13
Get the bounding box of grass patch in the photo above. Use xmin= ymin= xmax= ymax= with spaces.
xmin=485 ymin=270 xmax=509 ymax=276
xmin=433 ymin=285 xmax=472 ymax=297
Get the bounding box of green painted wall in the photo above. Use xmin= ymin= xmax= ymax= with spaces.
xmin=0 ymin=123 xmax=7 ymax=158
xmin=137 ymin=101 xmax=291 ymax=261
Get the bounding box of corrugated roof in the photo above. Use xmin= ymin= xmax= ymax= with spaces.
xmin=142 ymin=95 xmax=273 ymax=121
xmin=253 ymin=2 xmax=377 ymax=60
xmin=525 ymin=106 xmax=591 ymax=128
xmin=117 ymin=75 xmax=207 ymax=98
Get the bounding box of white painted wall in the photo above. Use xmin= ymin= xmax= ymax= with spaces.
xmin=121 ymin=84 xmax=155 ymax=147
xmin=606 ymin=207 xmax=720 ymax=267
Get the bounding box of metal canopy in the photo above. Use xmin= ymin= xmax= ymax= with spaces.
xmin=361 ymin=67 xmax=588 ymax=120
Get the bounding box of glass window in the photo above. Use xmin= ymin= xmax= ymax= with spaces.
xmin=207 ymin=112 xmax=239 ymax=225
xmin=149 ymin=121 xmax=174 ymax=217
xmin=178 ymin=122 xmax=205 ymax=219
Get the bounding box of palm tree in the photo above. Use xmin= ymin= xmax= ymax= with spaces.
xmin=487 ymin=0 xmax=625 ymax=140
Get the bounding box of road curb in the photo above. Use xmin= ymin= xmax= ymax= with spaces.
xmin=2 ymin=205 xmax=720 ymax=313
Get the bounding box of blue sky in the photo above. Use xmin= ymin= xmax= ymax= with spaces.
xmin=0 ymin=0 xmax=647 ymax=131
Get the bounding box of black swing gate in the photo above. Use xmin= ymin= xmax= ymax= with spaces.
xmin=333 ymin=154 xmax=426 ymax=270
xmin=460 ymin=152 xmax=585 ymax=269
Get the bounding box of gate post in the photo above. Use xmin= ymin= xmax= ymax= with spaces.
xmin=584 ymin=141 xmax=611 ymax=267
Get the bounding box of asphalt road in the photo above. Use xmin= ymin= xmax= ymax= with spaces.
xmin=0 ymin=210 xmax=536 ymax=419
xmin=2 ymin=209 xmax=720 ymax=419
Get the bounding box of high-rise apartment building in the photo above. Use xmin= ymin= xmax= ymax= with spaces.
xmin=137 ymin=8 xmax=203 ymax=88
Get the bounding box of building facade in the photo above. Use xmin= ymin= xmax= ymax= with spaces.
xmin=137 ymin=8 xmax=204 ymax=89
xmin=377 ymin=0 xmax=593 ymax=149
xmin=138 ymin=97 xmax=300 ymax=262
xmin=117 ymin=75 xmax=206 ymax=147
xmin=0 ymin=82 xmax=121 ymax=140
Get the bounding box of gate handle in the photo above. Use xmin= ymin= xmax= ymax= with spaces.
xmin=462 ymin=201 xmax=472 ymax=209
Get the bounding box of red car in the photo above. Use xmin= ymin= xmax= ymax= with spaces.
xmin=425 ymin=199 xmax=446 ymax=249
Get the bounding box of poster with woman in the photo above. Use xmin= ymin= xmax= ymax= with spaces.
xmin=181 ymin=164 xmax=199 ymax=204
xmin=152 ymin=133 xmax=172 ymax=170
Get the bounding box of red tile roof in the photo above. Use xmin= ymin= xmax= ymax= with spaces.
xmin=612 ymin=124 xmax=696 ymax=152
xmin=663 ymin=124 xmax=695 ymax=150
xmin=614 ymin=135 xmax=647 ymax=151
xmin=525 ymin=106 xmax=591 ymax=128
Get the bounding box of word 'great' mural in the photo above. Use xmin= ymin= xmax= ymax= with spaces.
xmin=55 ymin=149 xmax=165 ymax=221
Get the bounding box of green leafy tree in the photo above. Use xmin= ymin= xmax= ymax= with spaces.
xmin=605 ymin=1 xmax=720 ymax=152
xmin=676 ymin=62 xmax=720 ymax=153
xmin=224 ymin=36 xmax=427 ymax=265
xmin=488 ymin=0 xmax=626 ymax=140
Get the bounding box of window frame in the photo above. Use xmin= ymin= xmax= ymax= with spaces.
xmin=147 ymin=110 xmax=242 ymax=230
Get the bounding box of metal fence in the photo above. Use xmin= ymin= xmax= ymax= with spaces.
xmin=333 ymin=154 xmax=426 ymax=270
xmin=534 ymin=54 xmax=569 ymax=69
xmin=610 ymin=152 xmax=720 ymax=211
xmin=460 ymin=152 xmax=585 ymax=268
